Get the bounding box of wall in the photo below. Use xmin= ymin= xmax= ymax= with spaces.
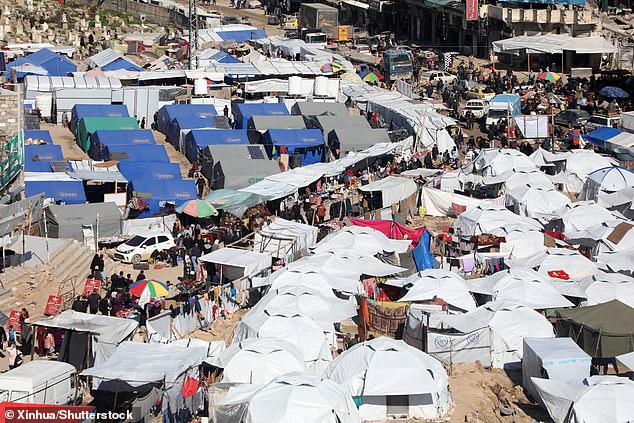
xmin=69 ymin=0 xmax=177 ymax=27
xmin=0 ymin=90 xmax=20 ymax=142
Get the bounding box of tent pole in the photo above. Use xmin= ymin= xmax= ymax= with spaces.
xmin=527 ymin=52 xmax=530 ymax=73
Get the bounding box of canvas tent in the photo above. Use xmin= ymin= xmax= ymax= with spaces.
xmin=328 ymin=127 xmax=390 ymax=154
xmin=508 ymin=247 xmax=599 ymax=280
xmin=291 ymin=101 xmax=348 ymax=116
xmin=76 ymin=117 xmax=139 ymax=152
xmin=311 ymin=115 xmax=372 ymax=142
xmin=199 ymin=144 xmax=280 ymax=190
xmin=324 ymin=337 xmax=452 ymax=421
xmin=118 ymin=161 xmax=182 ymax=182
xmin=89 ymin=129 xmax=155 ymax=161
xmin=25 ymin=179 xmax=86 ymax=204
xmin=531 ymin=376 xmax=634 ymax=423
xmin=556 ymin=300 xmax=634 ymax=357
xmin=454 ymin=204 xmax=543 ymax=237
xmin=24 ymin=144 xmax=63 ymax=172
xmin=312 ymin=225 xmax=411 ymax=256
xmin=35 ymin=310 xmax=138 ymax=369
xmin=106 ymin=144 xmax=170 ymax=163
xmin=358 ymin=176 xmax=418 ymax=208
xmin=253 ymin=217 xmax=318 ymax=259
xmin=130 ymin=178 xmax=197 ymax=217
xmin=210 ymin=372 xmax=362 ymax=423
xmin=7 ymin=48 xmax=77 ymax=79
xmin=431 ymin=301 xmax=554 ymax=368
xmin=70 ymin=104 xmax=130 ymax=136
xmin=398 ymin=269 xmax=476 ymax=312
xmin=262 ymin=129 xmax=326 ymax=165
xmin=247 ymin=116 xmax=306 ymax=132
xmin=207 ymin=337 xmax=307 ymax=384
xmin=581 ymin=272 xmax=634 ymax=308
xmin=44 ymin=202 xmax=122 ymax=241
xmin=167 ymin=115 xmax=230 ymax=149
xmin=505 ymin=186 xmax=570 ymax=223
xmin=184 ymin=129 xmax=249 ymax=163
xmin=199 ymin=247 xmax=272 ymax=281
xmin=157 ymin=104 xmax=218 ymax=135
xmin=232 ymin=103 xmax=290 ymax=129
xmin=581 ymin=166 xmax=634 ymax=202
xmin=522 ymin=337 xmax=592 ymax=404
xmin=563 ymin=150 xmax=618 ymax=193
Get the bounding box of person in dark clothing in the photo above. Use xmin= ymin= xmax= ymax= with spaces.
xmin=71 ymin=296 xmax=84 ymax=312
xmin=189 ymin=244 xmax=201 ymax=274
xmin=424 ymin=152 xmax=433 ymax=168
xmin=431 ymin=145 xmax=439 ymax=161
xmin=140 ymin=117 xmax=146 ymax=129
xmin=136 ymin=270 xmax=146 ymax=281
xmin=87 ymin=289 xmax=101 ymax=314
xmin=125 ymin=274 xmax=133 ymax=289
xmin=90 ymin=254 xmax=101 ymax=272
xmin=98 ymin=296 xmax=110 ymax=315
xmin=223 ymin=105 xmax=229 ymax=117
xmin=110 ymin=272 xmax=120 ymax=289
xmin=183 ymin=234 xmax=194 ymax=251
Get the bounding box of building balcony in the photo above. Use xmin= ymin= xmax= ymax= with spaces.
xmin=480 ymin=5 xmax=598 ymax=26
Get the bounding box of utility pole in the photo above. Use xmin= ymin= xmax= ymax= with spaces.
xmin=188 ymin=0 xmax=199 ymax=70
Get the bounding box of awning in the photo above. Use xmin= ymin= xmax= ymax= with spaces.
xmin=199 ymin=247 xmax=272 ymax=280
xmin=492 ymin=34 xmax=617 ymax=55
xmin=341 ymin=0 xmax=370 ymax=8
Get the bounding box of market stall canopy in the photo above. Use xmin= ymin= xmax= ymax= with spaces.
xmin=492 ymin=34 xmax=617 ymax=55
xmin=556 ymin=300 xmax=634 ymax=357
xmin=200 ymin=247 xmax=272 ymax=280
xmin=204 ymin=189 xmax=269 ymax=216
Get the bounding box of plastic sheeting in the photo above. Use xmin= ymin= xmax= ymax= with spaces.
xmin=313 ymin=225 xmax=411 ymax=255
xmin=492 ymin=34 xmax=617 ymax=55
xmin=358 ymin=176 xmax=418 ymax=208
xmin=253 ymin=218 xmax=318 ymax=259
xmin=506 ymin=186 xmax=570 ymax=223
xmin=130 ymin=178 xmax=197 ymax=217
xmin=454 ymin=204 xmax=543 ymax=237
xmin=399 ymin=269 xmax=476 ymax=311
xmin=581 ymin=272 xmax=634 ymax=309
xmin=24 ymin=144 xmax=63 ymax=172
xmin=204 ymin=189 xmax=269 ymax=217
xmin=199 ymin=247 xmax=272 ymax=280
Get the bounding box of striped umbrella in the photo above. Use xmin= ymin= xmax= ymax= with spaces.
xmin=176 ymin=199 xmax=218 ymax=218
xmin=129 ymin=279 xmax=169 ymax=298
xmin=320 ymin=62 xmax=345 ymax=73
xmin=537 ymin=71 xmax=560 ymax=81
xmin=362 ymin=72 xmax=381 ymax=82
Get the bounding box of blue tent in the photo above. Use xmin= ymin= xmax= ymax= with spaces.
xmin=185 ymin=129 xmax=249 ymax=163
xmin=130 ymin=178 xmax=197 ymax=217
xmin=90 ymin=129 xmax=156 ymax=160
xmin=118 ymin=161 xmax=183 ymax=181
xmin=584 ymin=127 xmax=623 ymax=148
xmin=413 ymin=231 xmax=434 ymax=271
xmin=106 ymin=144 xmax=170 ymax=162
xmin=101 ymin=57 xmax=143 ymax=72
xmin=215 ymin=30 xmax=267 ymax=43
xmin=166 ymin=116 xmax=229 ymax=148
xmin=157 ymin=105 xmax=218 ymax=137
xmin=232 ymin=103 xmax=290 ymax=129
xmin=201 ymin=49 xmax=243 ymax=64
xmin=7 ymin=48 xmax=77 ymax=79
xmin=70 ymin=104 xmax=130 ymax=136
xmin=25 ymin=180 xmax=86 ymax=204
xmin=262 ymin=129 xmax=326 ymax=165
xmin=24 ymin=130 xmax=53 ymax=144
xmin=25 ymin=144 xmax=63 ymax=172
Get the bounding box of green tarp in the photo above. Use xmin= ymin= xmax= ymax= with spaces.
xmin=76 ymin=117 xmax=139 ymax=153
xmin=1 ymin=134 xmax=23 ymax=191
xmin=556 ymin=300 xmax=634 ymax=357
xmin=204 ymin=189 xmax=270 ymax=216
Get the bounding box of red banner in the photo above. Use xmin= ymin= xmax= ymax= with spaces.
xmin=466 ymin=0 xmax=478 ymax=21
xmin=7 ymin=310 xmax=20 ymax=330
xmin=83 ymin=278 xmax=101 ymax=297
xmin=44 ymin=295 xmax=64 ymax=316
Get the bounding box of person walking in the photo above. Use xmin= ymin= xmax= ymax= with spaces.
xmin=189 ymin=244 xmax=201 ymax=277
xmin=88 ymin=289 xmax=101 ymax=314
xmin=7 ymin=325 xmax=16 ymax=347
xmin=140 ymin=117 xmax=146 ymax=129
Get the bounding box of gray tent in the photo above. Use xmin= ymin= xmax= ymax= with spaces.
xmin=291 ymin=102 xmax=348 ymax=117
xmin=44 ymin=202 xmax=122 ymax=241
xmin=200 ymin=145 xmax=280 ymax=190
xmin=247 ymin=115 xmax=306 ymax=132
xmin=328 ymin=127 xmax=390 ymax=154
xmin=312 ymin=115 xmax=371 ymax=142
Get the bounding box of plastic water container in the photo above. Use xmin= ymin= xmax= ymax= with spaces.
xmin=314 ymin=76 xmax=328 ymax=97
xmin=194 ymin=79 xmax=207 ymax=96
xmin=288 ymin=76 xmax=302 ymax=96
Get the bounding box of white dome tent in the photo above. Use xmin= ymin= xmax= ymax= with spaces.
xmin=467 ymin=267 xmax=574 ymax=309
xmin=429 ymin=301 xmax=555 ymax=368
xmin=211 ymin=372 xmax=362 ymax=423
xmin=580 ymin=272 xmax=634 ymax=309
xmin=471 ymin=148 xmax=537 ymax=176
xmin=508 ymin=248 xmax=599 ymax=281
xmin=581 ymin=166 xmax=634 ymax=202
xmin=311 ymin=225 xmax=411 ymax=256
xmin=206 ymin=338 xmax=307 ymax=384
xmin=398 ymin=269 xmax=477 ymax=312
xmin=503 ymin=170 xmax=555 ymax=192
xmin=562 ymin=150 xmax=617 ymax=193
xmin=558 ymin=201 xmax=627 ymax=235
xmin=324 ymin=337 xmax=452 ymax=421
xmin=266 ymin=268 xmax=362 ymax=294
xmin=506 ymin=186 xmax=571 ymax=224
xmin=532 ymin=376 xmax=634 ymax=423
xmin=454 ymin=203 xmax=543 ymax=237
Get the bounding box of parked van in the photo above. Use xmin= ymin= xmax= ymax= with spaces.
xmin=114 ymin=233 xmax=176 ymax=264
xmin=0 ymin=361 xmax=81 ymax=404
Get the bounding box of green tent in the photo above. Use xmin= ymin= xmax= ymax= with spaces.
xmin=76 ymin=117 xmax=139 ymax=152
xmin=556 ymin=300 xmax=634 ymax=357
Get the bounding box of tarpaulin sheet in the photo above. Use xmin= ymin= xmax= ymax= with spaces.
xmin=26 ymin=180 xmax=86 ymax=204
xmin=351 ymin=218 xmax=425 ymax=247
xmin=107 ymin=144 xmax=170 ymax=162
xmin=25 ymin=144 xmax=63 ymax=172
xmin=7 ymin=48 xmax=77 ymax=79
xmin=70 ymin=104 xmax=130 ymax=136
xmin=118 ymin=161 xmax=182 ymax=181
xmin=358 ymin=176 xmax=418 ymax=207
xmin=131 ymin=178 xmax=197 ymax=217
xmin=24 ymin=130 xmax=53 ymax=144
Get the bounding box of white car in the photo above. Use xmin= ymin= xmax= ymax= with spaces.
xmin=114 ymin=233 xmax=176 ymax=264
xmin=462 ymin=99 xmax=490 ymax=119
xmin=421 ymin=71 xmax=457 ymax=84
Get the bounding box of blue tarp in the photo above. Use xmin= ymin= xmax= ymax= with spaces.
xmin=25 ymin=144 xmax=63 ymax=172
xmin=157 ymin=105 xmax=218 ymax=137
xmin=25 ymin=180 xmax=86 ymax=204
xmin=206 ymin=50 xmax=243 ymax=64
xmin=497 ymin=0 xmax=585 ymax=5
xmin=130 ymin=178 xmax=197 ymax=217
xmin=413 ymin=231 xmax=435 ymax=271
xmin=101 ymin=57 xmax=143 ymax=72
xmin=24 ymin=130 xmax=53 ymax=144
xmin=7 ymin=48 xmax=77 ymax=79
xmin=166 ymin=116 xmax=228 ymax=147
xmin=106 ymin=144 xmax=170 ymax=162
xmin=232 ymin=103 xmax=289 ymax=129
xmin=215 ymin=30 xmax=267 ymax=43
xmin=262 ymin=129 xmax=326 ymax=165
xmin=184 ymin=129 xmax=249 ymax=163
xmin=90 ymin=129 xmax=156 ymax=160
xmin=584 ymin=127 xmax=622 ymax=148
xmin=70 ymin=104 xmax=130 ymax=136
xmin=118 ymin=161 xmax=183 ymax=181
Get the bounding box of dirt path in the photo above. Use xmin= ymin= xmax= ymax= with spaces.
xmin=42 ymin=123 xmax=88 ymax=161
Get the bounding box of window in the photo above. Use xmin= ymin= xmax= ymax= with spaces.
xmin=0 ymin=391 xmax=8 ymax=402
xmin=11 ymin=391 xmax=29 ymax=403
xmin=157 ymin=236 xmax=169 ymax=243
xmin=142 ymin=237 xmax=157 ymax=247
xmin=126 ymin=235 xmax=145 ymax=247
xmin=386 ymin=395 xmax=409 ymax=417
xmin=70 ymin=373 xmax=75 ymax=389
